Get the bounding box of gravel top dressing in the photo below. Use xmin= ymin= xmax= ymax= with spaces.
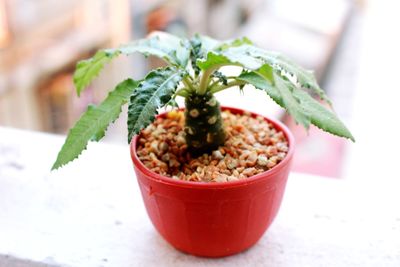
xmin=137 ymin=110 xmax=288 ymax=182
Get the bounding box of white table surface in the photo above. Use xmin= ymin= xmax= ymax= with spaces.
xmin=0 ymin=126 xmax=399 ymax=267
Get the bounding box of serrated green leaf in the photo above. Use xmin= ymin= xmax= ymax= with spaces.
xmin=273 ymin=72 xmax=310 ymax=129
xmin=292 ymin=88 xmax=355 ymax=141
xmin=116 ymin=32 xmax=190 ymax=67
xmin=74 ymin=50 xmax=120 ymax=96
xmin=259 ymin=51 xmax=329 ymax=104
xmin=52 ymin=79 xmax=139 ymax=170
xmin=222 ymin=45 xmax=330 ymax=103
xmin=198 ymin=43 xmax=331 ymax=106
xmin=237 ymin=68 xmax=283 ymax=106
xmin=73 ymin=32 xmax=190 ymax=96
xmin=194 ymin=36 xmax=256 ymax=71
xmin=127 ymin=67 xmax=184 ymax=142
xmin=239 ymin=71 xmax=355 ymax=141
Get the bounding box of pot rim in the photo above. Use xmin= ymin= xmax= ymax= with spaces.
xmin=130 ymin=106 xmax=295 ymax=189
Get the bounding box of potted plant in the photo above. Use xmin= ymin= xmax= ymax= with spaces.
xmin=52 ymin=32 xmax=354 ymax=257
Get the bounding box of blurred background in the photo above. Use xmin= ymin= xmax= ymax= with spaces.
xmin=0 ymin=0 xmax=398 ymax=179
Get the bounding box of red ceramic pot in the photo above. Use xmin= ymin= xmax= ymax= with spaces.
xmin=130 ymin=107 xmax=294 ymax=257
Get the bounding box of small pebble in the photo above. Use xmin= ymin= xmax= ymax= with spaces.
xmin=257 ymin=155 xmax=268 ymax=166
xmin=246 ymin=151 xmax=258 ymax=167
xmin=212 ymin=150 xmax=224 ymax=160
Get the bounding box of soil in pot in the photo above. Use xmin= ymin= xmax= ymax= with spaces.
xmin=136 ymin=109 xmax=288 ymax=182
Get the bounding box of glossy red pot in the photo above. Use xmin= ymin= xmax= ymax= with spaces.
xmin=130 ymin=107 xmax=294 ymax=257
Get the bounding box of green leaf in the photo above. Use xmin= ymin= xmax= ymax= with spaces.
xmin=239 ymin=71 xmax=355 ymax=141
xmin=196 ymin=49 xmax=263 ymax=71
xmin=273 ymin=72 xmax=310 ymax=129
xmin=127 ymin=67 xmax=184 ymax=142
xmin=192 ymin=34 xmax=221 ymax=55
xmin=190 ymin=35 xmax=206 ymax=75
xmin=217 ymin=36 xmax=253 ymax=50
xmin=116 ymin=32 xmax=190 ymax=67
xmin=212 ymin=71 xmax=228 ymax=85
xmin=237 ymin=67 xmax=282 ymax=106
xmin=73 ymin=32 xmax=190 ymax=95
xmin=196 ymin=52 xmax=232 ymax=71
xmin=193 ymin=35 xmax=252 ymax=53
xmin=74 ymin=50 xmax=120 ymax=96
xmin=262 ymin=51 xmax=329 ymax=103
xmin=52 ymin=79 xmax=139 ymax=170
xmin=194 ymin=36 xmax=255 ymax=71
xmin=197 ymin=43 xmax=330 ymax=103
xmin=223 ymin=45 xmax=330 ymax=103
xmin=292 ymin=88 xmax=355 ymax=141
xmin=257 ymin=64 xmax=274 ymax=83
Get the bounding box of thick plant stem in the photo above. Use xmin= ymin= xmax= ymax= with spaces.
xmin=198 ymin=68 xmax=213 ymax=95
xmin=184 ymin=92 xmax=225 ymax=155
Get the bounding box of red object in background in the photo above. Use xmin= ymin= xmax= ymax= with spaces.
xmin=130 ymin=107 xmax=294 ymax=257
xmin=284 ymin=116 xmax=347 ymax=178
